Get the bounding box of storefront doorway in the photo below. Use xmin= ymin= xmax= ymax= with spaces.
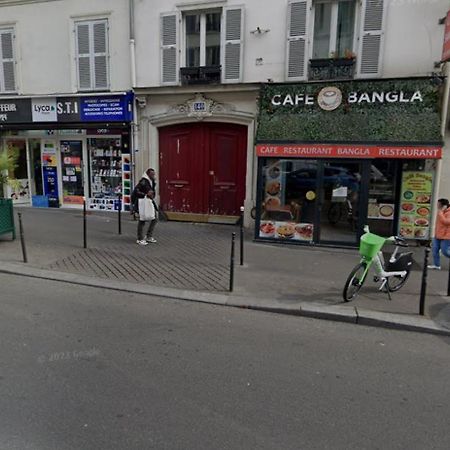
xmin=61 ymin=140 xmax=84 ymax=205
xmin=159 ymin=122 xmax=247 ymax=221
xmin=317 ymin=160 xmax=364 ymax=244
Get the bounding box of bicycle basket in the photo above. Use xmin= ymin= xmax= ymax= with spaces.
xmin=359 ymin=233 xmax=386 ymax=259
xmin=386 ymin=252 xmax=413 ymax=272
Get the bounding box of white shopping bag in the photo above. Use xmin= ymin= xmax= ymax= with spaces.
xmin=138 ymin=197 xmax=155 ymax=221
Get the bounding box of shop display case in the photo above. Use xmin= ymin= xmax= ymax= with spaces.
xmin=88 ymin=138 xmax=123 ymax=211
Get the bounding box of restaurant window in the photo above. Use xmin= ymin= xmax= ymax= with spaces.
xmin=258 ymin=159 xmax=316 ymax=242
xmin=312 ymin=0 xmax=356 ymax=59
xmin=367 ymin=160 xmax=398 ymax=236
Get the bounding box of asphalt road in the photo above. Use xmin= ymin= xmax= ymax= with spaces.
xmin=1 ymin=274 xmax=450 ymax=450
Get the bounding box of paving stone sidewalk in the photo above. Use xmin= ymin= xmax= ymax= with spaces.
xmin=1 ymin=206 xmax=450 ymax=332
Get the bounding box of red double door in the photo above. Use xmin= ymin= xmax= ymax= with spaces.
xmin=159 ymin=123 xmax=247 ymax=218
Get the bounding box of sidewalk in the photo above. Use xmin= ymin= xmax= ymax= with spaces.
xmin=1 ymin=206 xmax=450 ymax=336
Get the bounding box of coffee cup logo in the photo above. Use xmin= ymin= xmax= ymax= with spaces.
xmin=318 ymin=87 xmax=342 ymax=111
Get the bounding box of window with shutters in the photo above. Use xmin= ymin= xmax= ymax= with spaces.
xmin=180 ymin=10 xmax=222 ymax=85
xmin=75 ymin=19 xmax=109 ymax=91
xmin=308 ymin=0 xmax=358 ymax=80
xmin=0 ymin=28 xmax=16 ymax=93
xmin=312 ymin=0 xmax=356 ymax=59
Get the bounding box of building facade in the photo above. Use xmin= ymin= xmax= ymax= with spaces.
xmin=0 ymin=0 xmax=134 ymax=211
xmin=0 ymin=0 xmax=449 ymax=247
xmin=132 ymin=0 xmax=450 ymax=246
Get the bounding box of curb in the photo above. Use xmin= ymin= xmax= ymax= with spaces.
xmin=1 ymin=262 xmax=449 ymax=338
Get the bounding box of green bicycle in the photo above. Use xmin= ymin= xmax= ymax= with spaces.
xmin=343 ymin=226 xmax=414 ymax=302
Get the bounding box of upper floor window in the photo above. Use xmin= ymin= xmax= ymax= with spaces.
xmin=185 ymin=11 xmax=221 ymax=68
xmin=160 ymin=7 xmax=243 ymax=86
xmin=286 ymin=0 xmax=386 ymax=81
xmin=0 ymin=28 xmax=16 ymax=93
xmin=312 ymin=0 xmax=356 ymax=59
xmin=75 ymin=19 xmax=109 ymax=91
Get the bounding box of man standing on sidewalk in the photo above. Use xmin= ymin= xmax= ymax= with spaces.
xmin=428 ymin=198 xmax=450 ymax=270
xmin=134 ymin=168 xmax=158 ymax=246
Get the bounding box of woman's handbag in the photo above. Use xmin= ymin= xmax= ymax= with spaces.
xmin=138 ymin=197 xmax=155 ymax=221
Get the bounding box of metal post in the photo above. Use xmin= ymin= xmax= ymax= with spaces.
xmin=83 ymin=198 xmax=87 ymax=249
xmin=229 ymin=232 xmax=236 ymax=292
xmin=17 ymin=212 xmax=28 ymax=263
xmin=447 ymin=259 xmax=450 ymax=297
xmin=419 ymin=247 xmax=430 ymax=316
xmin=118 ymin=195 xmax=122 ymax=235
xmin=239 ymin=206 xmax=244 ymax=266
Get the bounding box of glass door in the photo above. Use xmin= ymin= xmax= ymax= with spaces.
xmin=61 ymin=140 xmax=84 ymax=205
xmin=318 ymin=160 xmax=363 ymax=244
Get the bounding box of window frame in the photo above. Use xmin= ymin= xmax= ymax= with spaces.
xmin=309 ymin=0 xmax=359 ymax=60
xmin=181 ymin=8 xmax=222 ymax=68
xmin=0 ymin=27 xmax=16 ymax=93
xmin=74 ymin=18 xmax=110 ymax=92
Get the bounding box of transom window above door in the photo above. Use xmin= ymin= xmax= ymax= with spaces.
xmin=184 ymin=11 xmax=221 ymax=68
xmin=312 ymin=0 xmax=356 ymax=59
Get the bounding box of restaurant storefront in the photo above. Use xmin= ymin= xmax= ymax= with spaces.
xmin=255 ymin=78 xmax=443 ymax=246
xmin=0 ymin=93 xmax=133 ymax=211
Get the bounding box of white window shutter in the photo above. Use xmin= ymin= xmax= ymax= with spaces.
xmin=76 ymin=23 xmax=91 ymax=90
xmin=222 ymin=6 xmax=244 ymax=83
xmin=286 ymin=0 xmax=311 ymax=81
xmin=357 ymin=0 xmax=386 ymax=78
xmin=93 ymin=21 xmax=108 ymax=89
xmin=0 ymin=30 xmax=16 ymax=92
xmin=161 ymin=12 xmax=179 ymax=85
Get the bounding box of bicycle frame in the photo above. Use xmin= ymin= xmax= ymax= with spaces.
xmin=359 ymin=245 xmax=408 ymax=287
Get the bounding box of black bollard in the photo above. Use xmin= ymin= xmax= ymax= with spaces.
xmin=83 ymin=198 xmax=87 ymax=249
xmin=239 ymin=206 xmax=244 ymax=266
xmin=229 ymin=232 xmax=236 ymax=292
xmin=447 ymin=260 xmax=450 ymax=297
xmin=17 ymin=212 xmax=28 ymax=263
xmin=118 ymin=195 xmax=122 ymax=235
xmin=419 ymin=247 xmax=430 ymax=316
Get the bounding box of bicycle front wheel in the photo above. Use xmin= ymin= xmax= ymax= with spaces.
xmin=387 ymin=269 xmax=411 ymax=292
xmin=343 ymin=262 xmax=367 ymax=302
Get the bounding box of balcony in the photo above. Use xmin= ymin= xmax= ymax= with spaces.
xmin=308 ymin=58 xmax=356 ymax=81
xmin=180 ymin=65 xmax=222 ymax=85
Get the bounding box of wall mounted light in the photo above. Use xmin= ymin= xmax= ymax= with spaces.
xmin=250 ymin=27 xmax=270 ymax=35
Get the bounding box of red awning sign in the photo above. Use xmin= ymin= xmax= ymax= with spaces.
xmin=256 ymin=144 xmax=442 ymax=159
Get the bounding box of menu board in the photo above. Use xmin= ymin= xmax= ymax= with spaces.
xmin=398 ymin=172 xmax=433 ymax=240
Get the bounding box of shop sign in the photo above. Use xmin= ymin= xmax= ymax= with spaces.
xmin=32 ymin=98 xmax=58 ymax=122
xmin=398 ymin=172 xmax=433 ymax=240
xmin=442 ymin=11 xmax=450 ymax=62
xmin=0 ymin=93 xmax=133 ymax=124
xmin=0 ymin=99 xmax=32 ymax=123
xmin=256 ymin=144 xmax=442 ymax=159
xmin=271 ymin=89 xmax=423 ymax=110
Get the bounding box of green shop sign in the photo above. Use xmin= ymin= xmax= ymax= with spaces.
xmin=257 ymin=78 xmax=442 ymax=143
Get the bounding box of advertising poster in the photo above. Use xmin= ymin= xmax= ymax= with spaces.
xmin=259 ymin=220 xmax=313 ymax=242
xmin=398 ymin=172 xmax=433 ymax=239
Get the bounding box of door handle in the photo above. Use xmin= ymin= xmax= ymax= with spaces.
xmin=219 ymin=186 xmax=230 ymax=190
xmin=174 ymin=184 xmax=184 ymax=188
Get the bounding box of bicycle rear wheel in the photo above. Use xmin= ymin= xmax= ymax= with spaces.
xmin=328 ymin=203 xmax=341 ymax=225
xmin=387 ymin=269 xmax=411 ymax=292
xmin=343 ymin=262 xmax=367 ymax=302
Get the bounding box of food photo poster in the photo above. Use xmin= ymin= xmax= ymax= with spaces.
xmin=398 ymin=172 xmax=433 ymax=240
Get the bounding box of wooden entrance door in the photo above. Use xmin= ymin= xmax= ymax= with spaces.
xmin=159 ymin=123 xmax=247 ymax=219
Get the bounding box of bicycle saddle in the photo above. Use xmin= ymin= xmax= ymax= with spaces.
xmin=393 ymin=236 xmax=408 ymax=247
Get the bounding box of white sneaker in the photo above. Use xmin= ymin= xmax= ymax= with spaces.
xmin=137 ymin=240 xmax=148 ymax=246
xmin=427 ymin=265 xmax=441 ymax=270
xmin=146 ymin=237 xmax=157 ymax=243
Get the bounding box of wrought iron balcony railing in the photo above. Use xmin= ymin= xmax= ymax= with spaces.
xmin=308 ymin=58 xmax=356 ymax=81
xmin=180 ymin=65 xmax=221 ymax=85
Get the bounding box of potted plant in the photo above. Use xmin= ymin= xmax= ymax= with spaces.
xmin=0 ymin=148 xmax=18 ymax=240
xmin=0 ymin=148 xmax=19 ymax=198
